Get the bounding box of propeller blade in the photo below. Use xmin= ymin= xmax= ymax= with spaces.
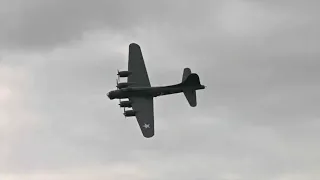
xmin=117 ymin=69 xmax=120 ymax=81
xmin=116 ymin=79 xmax=119 ymax=89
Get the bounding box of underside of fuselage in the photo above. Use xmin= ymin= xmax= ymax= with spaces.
xmin=107 ymin=85 xmax=185 ymax=99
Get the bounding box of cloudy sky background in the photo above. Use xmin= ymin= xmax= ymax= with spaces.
xmin=1 ymin=0 xmax=320 ymax=179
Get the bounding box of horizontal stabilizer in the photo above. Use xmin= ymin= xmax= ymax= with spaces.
xmin=183 ymin=89 xmax=197 ymax=107
xmin=182 ymin=68 xmax=192 ymax=82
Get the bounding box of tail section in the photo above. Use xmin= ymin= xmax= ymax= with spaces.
xmin=181 ymin=73 xmax=202 ymax=87
xmin=181 ymin=69 xmax=203 ymax=107
xmin=182 ymin=68 xmax=191 ymax=82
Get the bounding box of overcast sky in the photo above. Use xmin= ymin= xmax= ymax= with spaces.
xmin=1 ymin=0 xmax=320 ymax=179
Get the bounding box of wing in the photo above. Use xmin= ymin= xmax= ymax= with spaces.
xmin=129 ymin=97 xmax=154 ymax=138
xmin=128 ymin=43 xmax=151 ymax=87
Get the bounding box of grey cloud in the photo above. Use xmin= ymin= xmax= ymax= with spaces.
xmin=0 ymin=0 xmax=212 ymax=50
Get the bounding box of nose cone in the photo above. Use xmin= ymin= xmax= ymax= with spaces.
xmin=107 ymin=91 xmax=116 ymax=100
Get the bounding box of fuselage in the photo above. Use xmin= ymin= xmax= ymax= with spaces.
xmin=107 ymin=84 xmax=205 ymax=100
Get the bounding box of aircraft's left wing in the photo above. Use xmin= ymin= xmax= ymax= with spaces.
xmin=128 ymin=43 xmax=151 ymax=87
xmin=129 ymin=96 xmax=154 ymax=138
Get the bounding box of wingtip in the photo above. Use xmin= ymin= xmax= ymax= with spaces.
xmin=190 ymin=103 xmax=197 ymax=107
xmin=129 ymin=43 xmax=140 ymax=48
xmin=144 ymin=135 xmax=154 ymax=138
xmin=143 ymin=132 xmax=154 ymax=138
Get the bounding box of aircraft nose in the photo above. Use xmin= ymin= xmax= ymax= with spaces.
xmin=107 ymin=91 xmax=115 ymax=100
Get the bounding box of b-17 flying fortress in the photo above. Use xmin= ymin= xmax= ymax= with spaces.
xmin=107 ymin=43 xmax=205 ymax=138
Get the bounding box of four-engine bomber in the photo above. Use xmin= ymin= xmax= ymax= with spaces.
xmin=107 ymin=43 xmax=205 ymax=138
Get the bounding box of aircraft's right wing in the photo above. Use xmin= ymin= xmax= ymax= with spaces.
xmin=129 ymin=96 xmax=154 ymax=138
xmin=128 ymin=43 xmax=151 ymax=87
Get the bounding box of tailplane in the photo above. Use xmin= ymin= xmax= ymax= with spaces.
xmin=183 ymin=89 xmax=197 ymax=107
xmin=180 ymin=68 xmax=203 ymax=107
xmin=182 ymin=68 xmax=192 ymax=82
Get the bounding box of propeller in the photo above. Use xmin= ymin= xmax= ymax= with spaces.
xmin=117 ymin=98 xmax=126 ymax=118
xmin=116 ymin=79 xmax=119 ymax=89
xmin=123 ymin=106 xmax=126 ymax=119
xmin=118 ymin=98 xmax=122 ymax=105
xmin=117 ymin=69 xmax=120 ymax=81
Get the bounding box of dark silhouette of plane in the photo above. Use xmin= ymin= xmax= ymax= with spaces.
xmin=107 ymin=43 xmax=205 ymax=138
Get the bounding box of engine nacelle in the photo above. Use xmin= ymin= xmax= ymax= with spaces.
xmin=116 ymin=82 xmax=134 ymax=89
xmin=119 ymin=100 xmax=132 ymax=108
xmin=123 ymin=110 xmax=136 ymax=117
xmin=117 ymin=71 xmax=132 ymax=77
